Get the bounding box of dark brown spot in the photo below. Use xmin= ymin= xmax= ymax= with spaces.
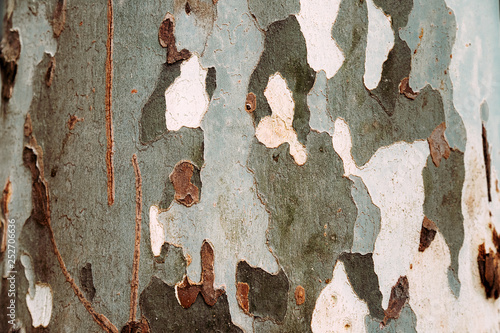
xmin=477 ymin=241 xmax=500 ymax=299
xmin=482 ymin=124 xmax=491 ymax=202
xmin=236 ymin=282 xmax=249 ymax=313
xmin=170 ymin=161 xmax=200 ymax=207
xmin=419 ymin=216 xmax=438 ymax=252
xmin=52 ymin=0 xmax=67 ymax=38
xmin=68 ymin=114 xmax=84 ymax=130
xmin=121 ymin=316 xmax=150 ymax=333
xmin=428 ymin=122 xmax=451 ymax=167
xmin=45 ymin=56 xmax=56 ymax=87
xmin=0 ymin=26 xmax=21 ymax=101
xmin=185 ymin=2 xmax=191 ymax=14
xmin=295 ymin=285 xmax=305 ymax=305
xmin=398 ymin=77 xmax=418 ymax=100
xmin=245 ymin=92 xmax=256 ymax=113
xmin=383 ymin=276 xmax=409 ymax=325
xmin=158 ymin=14 xmax=191 ymax=65
xmin=176 ymin=241 xmax=225 ymax=308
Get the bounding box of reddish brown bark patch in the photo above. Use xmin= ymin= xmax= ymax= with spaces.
xmin=398 ymin=77 xmax=418 ymax=100
xmin=382 ymin=276 xmax=409 ymax=326
xmin=236 ymin=282 xmax=250 ymax=313
xmin=295 ymin=285 xmax=305 ymax=305
xmin=52 ymin=0 xmax=67 ymax=37
xmin=45 ymin=56 xmax=56 ymax=87
xmin=68 ymin=114 xmax=84 ymax=130
xmin=158 ymin=14 xmax=191 ymax=65
xmin=176 ymin=241 xmax=225 ymax=308
xmin=170 ymin=161 xmax=200 ymax=207
xmin=245 ymin=92 xmax=256 ymax=113
xmin=121 ymin=316 xmax=150 ymax=333
xmin=0 ymin=26 xmax=21 ymax=100
xmin=0 ymin=178 xmax=12 ymax=253
xmin=478 ymin=228 xmax=500 ymax=299
xmin=428 ymin=122 xmax=451 ymax=167
xmin=418 ymin=216 xmax=438 ymax=252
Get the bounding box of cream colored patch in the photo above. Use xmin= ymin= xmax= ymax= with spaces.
xmin=26 ymin=283 xmax=53 ymax=328
xmin=332 ymin=118 xmax=429 ymax=309
xmin=255 ymin=72 xmax=307 ymax=165
xmin=363 ymin=0 xmax=394 ymax=90
xmin=311 ymin=261 xmax=369 ymax=333
xmin=149 ymin=205 xmax=165 ymax=257
xmin=296 ymin=0 xmax=344 ymax=79
xmin=408 ymin=231 xmax=456 ymax=332
xmin=165 ymin=54 xmax=209 ymax=131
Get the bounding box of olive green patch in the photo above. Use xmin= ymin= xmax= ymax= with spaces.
xmin=248 ymin=131 xmax=357 ymax=332
xmin=423 ymin=150 xmax=465 ymax=297
xmin=248 ymin=15 xmax=315 ymax=145
xmin=236 ymin=260 xmax=289 ymax=322
xmin=140 ymin=276 xmax=242 ymax=332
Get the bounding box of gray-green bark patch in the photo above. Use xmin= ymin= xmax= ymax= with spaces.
xmin=247 ymin=0 xmax=299 ymax=31
xmin=248 ymin=15 xmax=315 ymax=145
xmin=236 ymin=260 xmax=289 ymax=322
xmin=365 ymin=304 xmax=417 ymax=333
xmin=329 ymin=0 xmax=446 ymax=166
xmin=339 ymin=253 xmax=384 ymax=320
xmin=140 ymin=276 xmax=242 ymax=332
xmin=423 ymin=150 xmax=465 ymax=297
xmin=248 ymin=131 xmax=357 ymax=332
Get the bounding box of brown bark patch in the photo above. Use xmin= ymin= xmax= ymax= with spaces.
xmin=45 ymin=56 xmax=56 ymax=87
xmin=418 ymin=216 xmax=437 ymax=252
xmin=295 ymin=285 xmax=305 ymax=305
xmin=0 ymin=26 xmax=20 ymax=101
xmin=176 ymin=241 xmax=225 ymax=308
xmin=105 ymin=0 xmax=115 ymax=206
xmin=428 ymin=122 xmax=451 ymax=167
xmin=398 ymin=77 xmax=418 ymax=100
xmin=478 ymin=227 xmax=500 ymax=299
xmin=23 ymin=147 xmax=50 ymax=227
xmin=0 ymin=178 xmax=12 ymax=253
xmin=52 ymin=0 xmax=67 ymax=37
xmin=382 ymin=276 xmax=409 ymax=326
xmin=236 ymin=282 xmax=250 ymax=313
xmin=170 ymin=161 xmax=200 ymax=207
xmin=158 ymin=13 xmax=191 ymax=65
xmin=245 ymin=92 xmax=256 ymax=113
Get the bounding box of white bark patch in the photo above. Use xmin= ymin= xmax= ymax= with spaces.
xmin=311 ymin=261 xmax=369 ymax=333
xmin=165 ymin=54 xmax=209 ymax=131
xmin=408 ymin=231 xmax=456 ymax=332
xmin=296 ymin=0 xmax=344 ymax=79
xmin=255 ymin=72 xmax=307 ymax=165
xmin=149 ymin=205 xmax=165 ymax=257
xmin=363 ymin=0 xmax=394 ymax=90
xmin=26 ymin=283 xmax=53 ymax=328
xmin=332 ymin=118 xmax=429 ymax=309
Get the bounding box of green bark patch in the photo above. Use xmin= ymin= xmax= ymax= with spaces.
xmin=339 ymin=253 xmax=384 ymax=320
xmin=423 ymin=150 xmax=465 ymax=297
xmin=140 ymin=276 xmax=242 ymax=332
xmin=248 ymin=15 xmax=315 ymax=145
xmin=329 ymin=0 xmax=446 ymax=166
xmin=236 ymin=260 xmax=289 ymax=322
xmin=248 ymin=131 xmax=357 ymax=331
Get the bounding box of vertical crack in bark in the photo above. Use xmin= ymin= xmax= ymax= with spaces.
xmin=105 ymin=0 xmax=115 ymax=206
xmin=482 ymin=124 xmax=491 ymax=202
xmin=129 ymin=154 xmax=142 ymax=323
